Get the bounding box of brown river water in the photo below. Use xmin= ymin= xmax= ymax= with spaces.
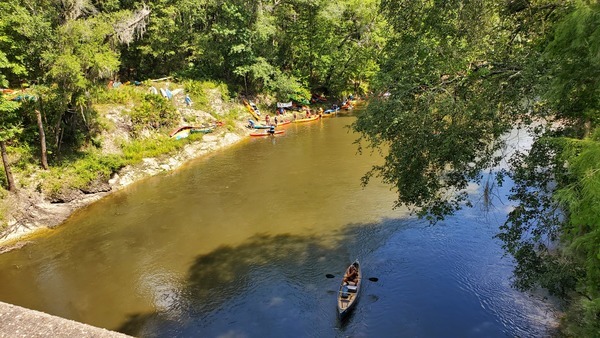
xmin=0 ymin=115 xmax=557 ymax=337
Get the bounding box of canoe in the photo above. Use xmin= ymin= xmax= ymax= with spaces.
xmin=293 ymin=115 xmax=320 ymax=123
xmin=170 ymin=126 xmax=196 ymax=140
xmin=275 ymin=120 xmax=292 ymax=127
xmin=170 ymin=124 xmax=218 ymax=139
xmin=341 ymin=102 xmax=353 ymax=110
xmin=169 ymin=125 xmax=194 ymax=137
xmin=249 ymin=130 xmax=284 ymax=137
xmin=253 ymin=124 xmax=272 ymax=129
xmin=171 ymin=130 xmax=190 ymax=140
xmin=337 ymin=260 xmax=361 ymax=318
xmin=249 ymin=120 xmax=291 ymax=129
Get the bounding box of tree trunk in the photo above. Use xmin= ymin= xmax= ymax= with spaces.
xmin=0 ymin=141 xmax=16 ymax=192
xmin=35 ymin=109 xmax=49 ymax=170
xmin=584 ymin=118 xmax=592 ymax=138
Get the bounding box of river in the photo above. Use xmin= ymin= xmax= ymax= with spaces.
xmin=0 ymin=115 xmax=557 ymax=337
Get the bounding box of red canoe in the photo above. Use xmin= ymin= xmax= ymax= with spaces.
xmin=250 ymin=130 xmax=285 ymax=137
xmin=275 ymin=120 xmax=292 ymax=127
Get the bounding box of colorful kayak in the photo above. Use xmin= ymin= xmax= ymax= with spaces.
xmin=243 ymin=99 xmax=261 ymax=121
xmin=249 ymin=120 xmax=291 ymax=129
xmin=275 ymin=120 xmax=292 ymax=127
xmin=170 ymin=125 xmax=216 ymax=139
xmin=321 ymin=107 xmax=340 ymax=117
xmin=293 ymin=115 xmax=320 ymax=123
xmin=250 ymin=130 xmax=284 ymax=137
xmin=248 ymin=119 xmax=278 ymax=129
xmin=169 ymin=125 xmax=193 ymax=137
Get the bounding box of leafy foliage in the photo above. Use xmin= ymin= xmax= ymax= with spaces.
xmin=128 ymin=94 xmax=178 ymax=136
xmin=183 ymin=80 xmax=230 ymax=111
xmin=90 ymin=85 xmax=142 ymax=105
xmin=352 ymin=0 xmax=600 ymax=334
xmin=353 ymin=0 xmax=545 ymax=220
xmin=498 ymin=137 xmax=581 ymax=296
xmin=543 ymin=3 xmax=600 ymax=132
xmin=498 ymin=3 xmax=600 ymax=334
xmin=40 ymin=151 xmax=123 ymax=198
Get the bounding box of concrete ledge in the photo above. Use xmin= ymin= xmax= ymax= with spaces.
xmin=0 ymin=302 xmax=130 ymax=338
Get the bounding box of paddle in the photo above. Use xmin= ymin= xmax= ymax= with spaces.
xmin=325 ymin=274 xmax=378 ymax=282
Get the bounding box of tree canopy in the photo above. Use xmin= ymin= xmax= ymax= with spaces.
xmin=352 ymin=0 xmax=600 ymax=334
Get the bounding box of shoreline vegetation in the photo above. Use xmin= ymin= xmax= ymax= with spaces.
xmin=0 ymin=80 xmax=347 ymax=253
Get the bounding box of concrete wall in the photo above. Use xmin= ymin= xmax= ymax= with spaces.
xmin=0 ymin=302 xmax=131 ymax=338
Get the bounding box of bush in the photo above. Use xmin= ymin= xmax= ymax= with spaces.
xmin=40 ymin=168 xmax=72 ymax=198
xmin=0 ymin=169 xmax=7 ymax=190
xmin=37 ymin=128 xmax=212 ymax=200
xmin=269 ymin=71 xmax=310 ymax=103
xmin=121 ymin=136 xmax=185 ymax=164
xmin=129 ymin=94 xmax=178 ymax=136
xmin=220 ymin=108 xmax=244 ymax=131
xmin=39 ymin=150 xmax=126 ymax=199
xmin=183 ymin=80 xmax=230 ymax=111
xmin=90 ymin=84 xmax=144 ymax=105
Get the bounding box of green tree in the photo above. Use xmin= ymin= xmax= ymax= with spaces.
xmin=353 ymin=0 xmax=548 ymax=219
xmin=0 ymin=100 xmax=21 ymax=192
xmin=119 ymin=0 xmax=205 ymax=79
xmin=0 ymin=39 xmax=22 ymax=191
xmin=268 ymin=0 xmax=384 ymax=96
xmin=355 ymin=0 xmax=599 ymax=334
xmin=497 ymin=3 xmax=600 ymax=334
xmin=41 ymin=5 xmax=149 ymax=157
xmin=0 ymin=0 xmax=56 ymax=85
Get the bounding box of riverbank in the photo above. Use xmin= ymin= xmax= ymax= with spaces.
xmin=0 ymin=127 xmax=248 ymax=252
xmin=0 ymin=83 xmax=345 ymax=253
xmin=0 ymin=83 xmax=291 ymax=252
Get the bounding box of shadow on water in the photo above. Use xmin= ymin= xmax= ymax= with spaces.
xmin=117 ymin=218 xmax=408 ymax=337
